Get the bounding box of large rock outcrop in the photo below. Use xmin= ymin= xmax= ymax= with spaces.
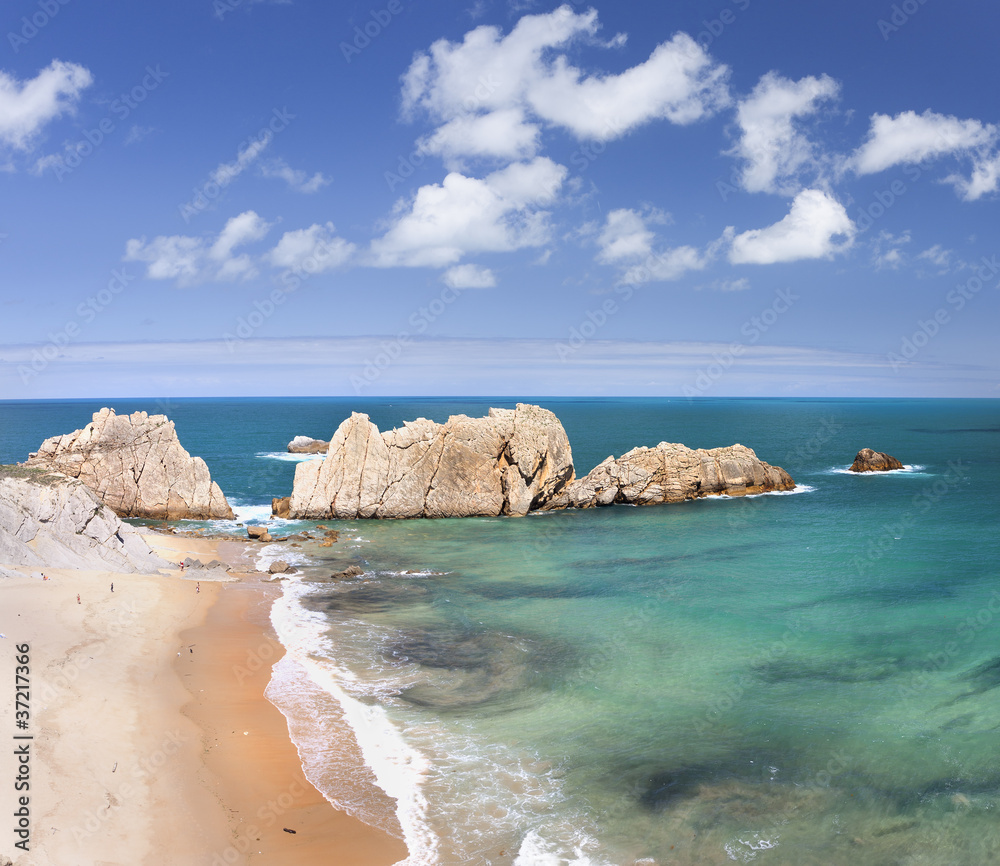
xmin=289 ymin=404 xmax=575 ymax=519
xmin=26 ymin=408 xmax=233 ymax=520
xmin=545 ymin=442 xmax=796 ymax=509
xmin=849 ymin=448 xmax=904 ymax=473
xmin=0 ymin=467 xmax=170 ymax=574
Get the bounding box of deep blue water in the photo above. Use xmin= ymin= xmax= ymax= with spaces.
xmin=3 ymin=397 xmax=1000 ymax=865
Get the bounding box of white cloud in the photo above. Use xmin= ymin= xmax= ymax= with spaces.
xmin=125 ymin=211 xmax=273 ymax=286
xmin=698 ymin=277 xmax=750 ymax=292
xmin=945 ymin=151 xmax=1000 ymax=201
xmin=260 ymin=158 xmax=331 ymax=193
xmin=528 ymin=32 xmax=731 ymax=137
xmin=0 ymin=60 xmax=92 ymax=151
xmin=369 ymin=157 xmax=567 ymax=267
xmin=269 ymin=222 xmax=355 ymax=272
xmin=851 ymin=110 xmax=995 ymax=174
xmin=417 ymin=108 xmax=541 ymax=167
xmin=210 ymin=136 xmax=271 ymax=186
xmin=729 ymin=189 xmax=855 ymax=265
xmin=442 ymin=263 xmax=496 ymax=288
xmin=124 ymin=125 xmax=154 ymax=146
xmin=917 ymin=244 xmax=951 ymax=268
xmin=620 ymin=245 xmax=709 ymax=285
xmin=401 ymin=7 xmax=729 ymax=164
xmin=596 ymin=208 xmax=655 ymax=263
xmin=871 ymin=230 xmax=910 ymax=271
xmin=594 ymin=207 xmax=708 ymax=285
xmin=728 ymin=71 xmax=839 ymax=194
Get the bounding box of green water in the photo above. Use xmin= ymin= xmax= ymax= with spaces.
xmin=4 ymin=397 xmax=999 ymax=863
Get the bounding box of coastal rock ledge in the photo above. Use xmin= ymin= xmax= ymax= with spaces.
xmin=0 ymin=467 xmax=169 ymax=574
xmin=288 ymin=403 xmax=575 ymax=519
xmin=849 ymin=448 xmax=904 ymax=473
xmin=27 ymin=408 xmax=234 ymax=520
xmin=287 ymin=404 xmax=797 ymax=519
xmin=546 ymin=442 xmax=796 ymax=509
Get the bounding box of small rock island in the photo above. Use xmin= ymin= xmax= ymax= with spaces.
xmin=849 ymin=448 xmax=904 ymax=473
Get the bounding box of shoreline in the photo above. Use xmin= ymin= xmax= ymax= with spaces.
xmin=0 ymin=532 xmax=407 ymax=866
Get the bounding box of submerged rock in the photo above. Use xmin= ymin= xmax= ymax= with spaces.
xmin=849 ymin=448 xmax=904 ymax=473
xmin=548 ymin=442 xmax=795 ymax=509
xmin=288 ymin=403 xmax=575 ymax=519
xmin=0 ymin=467 xmax=169 ymax=573
xmin=26 ymin=408 xmax=233 ymax=520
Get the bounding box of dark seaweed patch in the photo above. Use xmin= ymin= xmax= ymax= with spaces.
xmin=469 ymin=582 xmax=610 ymax=601
xmin=949 ymin=655 xmax=1000 ymax=702
xmin=752 ymin=656 xmax=900 ymax=684
xmin=304 ymin=580 xmax=434 ymax=614
xmin=386 ymin=626 xmax=572 ymax=713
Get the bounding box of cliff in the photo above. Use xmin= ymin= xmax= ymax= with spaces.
xmin=0 ymin=466 xmax=170 ymax=574
xmin=26 ymin=408 xmax=233 ymax=520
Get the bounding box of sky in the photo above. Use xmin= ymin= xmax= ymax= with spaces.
xmin=1 ymin=0 xmax=998 ymax=399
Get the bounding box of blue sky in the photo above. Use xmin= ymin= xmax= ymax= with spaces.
xmin=1 ymin=0 xmax=998 ymax=398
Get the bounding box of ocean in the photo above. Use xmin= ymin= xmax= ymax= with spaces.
xmin=3 ymin=397 xmax=999 ymax=865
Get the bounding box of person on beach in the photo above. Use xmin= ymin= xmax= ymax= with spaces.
xmin=77 ymin=594 xmax=81 ymax=604
xmin=196 ymin=582 xmax=200 ymax=593
xmin=111 ymin=582 xmax=114 ymax=592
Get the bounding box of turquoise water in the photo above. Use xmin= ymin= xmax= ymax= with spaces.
xmin=3 ymin=398 xmax=1000 ymax=864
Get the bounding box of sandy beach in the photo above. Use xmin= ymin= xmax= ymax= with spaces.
xmin=0 ymin=532 xmax=407 ymax=866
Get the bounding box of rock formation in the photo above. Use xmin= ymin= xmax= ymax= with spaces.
xmin=288 ymin=436 xmax=330 ymax=454
xmin=544 ymin=442 xmax=796 ymax=509
xmin=0 ymin=466 xmax=170 ymax=574
xmin=271 ymin=496 xmax=291 ymax=518
xmin=288 ymin=403 xmax=575 ymax=519
xmin=849 ymin=448 xmax=904 ymax=473
xmin=26 ymin=408 xmax=233 ymax=520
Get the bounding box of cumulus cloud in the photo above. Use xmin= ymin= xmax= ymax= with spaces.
xmin=850 ymin=109 xmax=1000 ymax=200
xmin=401 ymin=6 xmax=729 ymax=165
xmin=417 ymin=108 xmax=541 ymax=167
xmin=369 ymin=157 xmax=567 ymax=268
xmin=871 ymin=230 xmax=911 ymax=271
xmin=442 ymin=263 xmax=496 ymax=288
xmin=620 ymin=245 xmax=710 ymax=285
xmin=595 ymin=207 xmax=708 ymax=285
xmin=269 ymin=222 xmax=355 ymax=272
xmin=259 ymin=157 xmax=331 ymax=193
xmin=125 ymin=211 xmax=273 ymax=285
xmin=851 ymin=110 xmax=994 ymax=174
xmin=728 ymin=71 xmax=839 ymax=194
xmin=210 ymin=136 xmax=271 ymax=186
xmin=0 ymin=60 xmax=92 ymax=151
xmin=729 ymin=189 xmax=855 ymax=265
xmin=596 ymin=208 xmax=656 ymax=263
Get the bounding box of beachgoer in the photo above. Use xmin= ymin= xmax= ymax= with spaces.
xmin=196 ymin=582 xmax=200 ymax=593
xmin=77 ymin=594 xmax=81 ymax=604
xmin=111 ymin=582 xmax=114 ymax=592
